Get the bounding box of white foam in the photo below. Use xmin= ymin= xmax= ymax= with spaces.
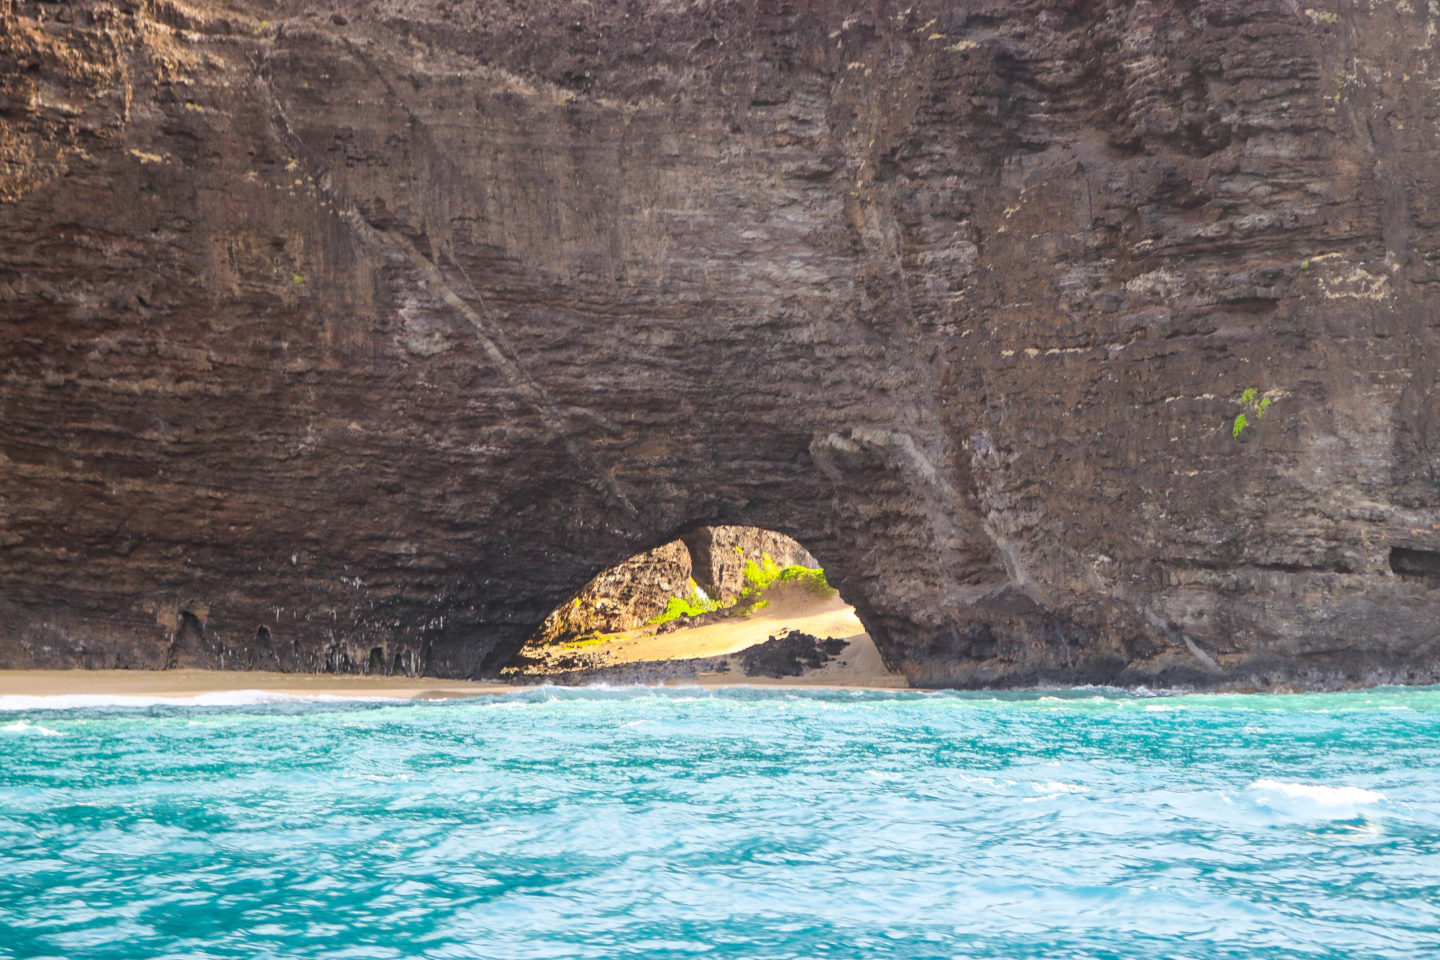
xmin=1249 ymin=779 xmax=1384 ymax=805
xmin=0 ymin=690 xmax=408 ymax=711
xmin=1 ymin=719 xmax=64 ymax=736
xmin=1023 ymin=780 xmax=1085 ymax=802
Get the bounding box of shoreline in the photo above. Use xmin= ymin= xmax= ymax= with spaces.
xmin=0 ymin=669 xmax=517 ymax=702
xmin=5 ymin=668 xmax=1436 ymax=706
xmin=0 ymin=665 xmax=907 ymax=704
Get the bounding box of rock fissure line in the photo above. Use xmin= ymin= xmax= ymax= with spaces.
xmin=253 ymin=47 xmax=640 ymax=519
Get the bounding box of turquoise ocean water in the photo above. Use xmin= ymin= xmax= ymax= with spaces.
xmin=2 ymin=685 xmax=1438 ymax=959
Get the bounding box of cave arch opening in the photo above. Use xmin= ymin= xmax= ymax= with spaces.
xmin=502 ymin=526 xmax=898 ymax=684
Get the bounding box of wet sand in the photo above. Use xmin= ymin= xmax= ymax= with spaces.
xmin=0 ymin=669 xmax=514 ymax=701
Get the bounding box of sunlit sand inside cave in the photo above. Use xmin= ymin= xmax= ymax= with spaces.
xmin=503 ymin=527 xmax=907 ymax=687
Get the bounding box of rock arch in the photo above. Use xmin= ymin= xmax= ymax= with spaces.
xmin=3 ymin=0 xmax=1440 ymax=688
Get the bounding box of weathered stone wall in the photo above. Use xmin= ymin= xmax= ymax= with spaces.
xmin=529 ymin=540 xmax=692 ymax=646
xmin=4 ymin=0 xmax=1440 ymax=687
xmin=684 ymin=526 xmax=817 ymax=605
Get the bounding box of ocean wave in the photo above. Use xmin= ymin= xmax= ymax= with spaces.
xmin=1248 ymin=779 xmax=1385 ymax=805
xmin=1 ymin=685 xmax=1436 ymax=959
xmin=0 ymin=718 xmax=64 ymax=736
xmin=1246 ymin=778 xmax=1385 ymax=820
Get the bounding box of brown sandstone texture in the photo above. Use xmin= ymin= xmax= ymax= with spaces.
xmin=4 ymin=0 xmax=1440 ymax=688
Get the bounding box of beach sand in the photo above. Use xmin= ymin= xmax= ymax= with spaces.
xmin=0 ymin=587 xmax=907 ymax=700
xmin=520 ymin=588 xmax=866 ymax=666
xmin=0 ymin=669 xmax=514 ymax=701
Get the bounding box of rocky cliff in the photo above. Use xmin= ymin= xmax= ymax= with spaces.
xmin=4 ymin=0 xmax=1440 ymax=688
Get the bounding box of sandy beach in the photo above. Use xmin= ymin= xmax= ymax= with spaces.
xmin=0 ymin=660 xmax=904 ymax=702
xmin=515 ymin=586 xmax=863 ymax=665
xmin=0 ymin=669 xmax=516 ymax=702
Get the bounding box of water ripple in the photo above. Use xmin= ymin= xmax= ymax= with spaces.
xmin=2 ymin=686 xmax=1439 ymax=959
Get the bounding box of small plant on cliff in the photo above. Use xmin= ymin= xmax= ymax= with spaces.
xmin=563 ymin=633 xmax=606 ymax=649
xmin=1232 ymin=387 xmax=1274 ymax=440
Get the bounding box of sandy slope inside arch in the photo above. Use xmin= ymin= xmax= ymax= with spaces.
xmin=506 ymin=584 xmax=907 ymax=687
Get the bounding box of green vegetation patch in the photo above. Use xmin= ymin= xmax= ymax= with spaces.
xmin=562 ymin=634 xmax=607 ymax=649
xmin=648 ymin=578 xmax=723 ymax=626
xmin=647 ymin=555 xmax=837 ymax=625
xmin=735 ymin=554 xmax=836 ymax=615
xmin=1232 ymin=387 xmax=1274 ymax=440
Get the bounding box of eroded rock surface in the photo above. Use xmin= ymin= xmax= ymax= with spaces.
xmin=528 ymin=540 xmax=692 ymax=646
xmin=684 ymin=526 xmax=817 ymax=605
xmin=4 ymin=0 xmax=1440 ymax=687
xmin=511 ymin=630 xmax=853 ymax=687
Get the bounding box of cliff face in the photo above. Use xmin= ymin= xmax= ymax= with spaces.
xmin=683 ymin=526 xmax=816 ymax=606
xmin=4 ymin=0 xmax=1440 ymax=687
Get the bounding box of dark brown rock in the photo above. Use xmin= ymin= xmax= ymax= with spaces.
xmin=4 ymin=0 xmax=1440 ymax=689
xmin=514 ymin=629 xmax=849 ymax=686
xmin=529 ymin=540 xmax=691 ymax=646
xmin=740 ymin=631 xmax=849 ymax=680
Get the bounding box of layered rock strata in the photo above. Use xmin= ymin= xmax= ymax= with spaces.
xmin=4 ymin=0 xmax=1440 ymax=687
xmin=527 ymin=540 xmax=693 ymax=648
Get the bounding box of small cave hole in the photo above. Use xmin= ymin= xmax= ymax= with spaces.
xmin=1390 ymin=546 xmax=1440 ymax=584
xmin=503 ymin=526 xmax=895 ymax=684
xmin=166 ymin=609 xmax=211 ymax=670
xmin=255 ymin=625 xmax=272 ymax=644
xmin=367 ymin=646 xmax=386 ymax=675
